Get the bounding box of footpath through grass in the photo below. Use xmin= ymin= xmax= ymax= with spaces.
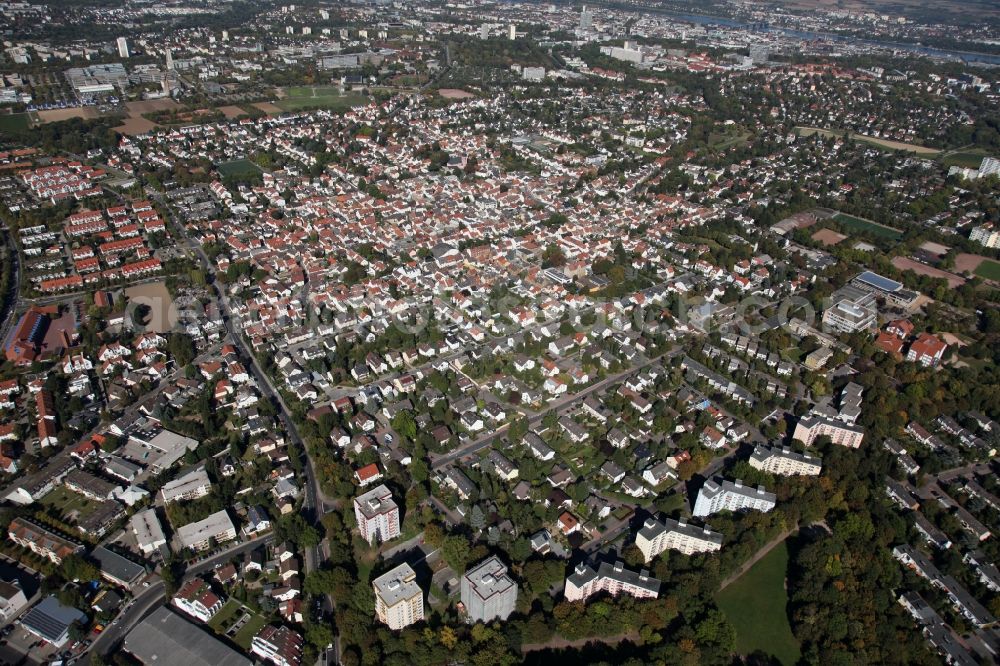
xmin=716 ymin=540 xmax=801 ymax=666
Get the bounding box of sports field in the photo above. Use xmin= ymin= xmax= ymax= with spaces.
xmin=275 ymin=86 xmax=368 ymax=112
xmin=0 ymin=113 xmax=32 ymax=133
xmin=717 ymin=541 xmax=801 ymax=666
xmin=217 ymin=158 xmax=263 ymax=180
xmin=974 ymin=259 xmax=1000 ymax=281
xmin=832 ymin=213 xmax=902 ymax=240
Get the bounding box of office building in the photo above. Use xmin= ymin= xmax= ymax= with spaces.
xmin=354 ymin=484 xmax=400 ymax=545
xmin=176 ymin=510 xmax=237 ymax=552
xmin=635 ymin=516 xmax=723 ymax=562
xmin=749 ymin=445 xmax=822 ymax=476
xmin=693 ymin=478 xmax=776 ymax=517
xmin=823 ymin=296 xmax=876 ymax=334
xmin=251 ymin=625 xmax=303 ymax=666
xmin=124 ymin=606 xmax=252 ymax=666
xmin=792 ymin=414 xmax=865 ymax=448
xmin=564 ymin=561 xmax=660 ymax=602
xmin=373 ymin=563 xmax=424 ymax=630
xmin=131 ymin=508 xmax=167 ymax=555
xmin=172 ymin=578 xmax=225 ymax=623
xmin=461 ymin=556 xmax=517 ymax=623
xmin=117 ymin=37 xmax=130 ymax=58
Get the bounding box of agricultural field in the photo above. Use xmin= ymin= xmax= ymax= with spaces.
xmin=716 ymin=541 xmax=801 ymax=666
xmin=832 ymin=213 xmax=902 ymax=241
xmin=274 ymin=86 xmax=369 ymax=112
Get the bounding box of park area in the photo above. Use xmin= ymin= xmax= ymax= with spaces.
xmin=832 ymin=213 xmax=902 ymax=241
xmin=716 ymin=541 xmax=801 ymax=666
xmin=275 ymin=86 xmax=369 ymax=112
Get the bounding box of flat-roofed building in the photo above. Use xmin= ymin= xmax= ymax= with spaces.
xmin=822 ymin=297 xmax=876 ymax=334
xmin=131 ymin=508 xmax=167 ymax=555
xmin=124 ymin=606 xmax=252 ymax=666
xmin=635 ymin=516 xmax=722 ymax=562
xmin=693 ymin=478 xmax=776 ymax=517
xmin=373 ymin=563 xmax=424 ymax=630
xmin=564 ymin=560 xmax=660 ymax=602
xmin=461 ymin=556 xmax=517 ymax=623
xmin=792 ymin=415 xmax=864 ymax=449
xmin=176 ymin=510 xmax=236 ymax=552
xmin=64 ymin=469 xmax=120 ymax=501
xmin=749 ymin=445 xmax=822 ymax=476
xmin=353 ymin=484 xmax=399 ymax=545
xmin=160 ymin=467 xmax=212 ymax=504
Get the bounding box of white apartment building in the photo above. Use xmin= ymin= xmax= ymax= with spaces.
xmin=693 ymin=478 xmax=776 ymax=518
xmin=354 ymin=484 xmax=400 ymax=545
xmin=131 ymin=508 xmax=167 ymax=555
xmin=564 ymin=561 xmax=660 ymax=602
xmin=749 ymin=445 xmax=822 ymax=476
xmin=172 ymin=578 xmax=225 ymax=623
xmin=635 ymin=516 xmax=723 ymax=562
xmin=373 ymin=563 xmax=424 ymax=630
xmin=160 ymin=466 xmax=212 ymax=504
xmin=176 ymin=510 xmax=237 ymax=552
xmin=970 ymin=224 xmax=1000 ymax=249
xmin=792 ymin=415 xmax=865 ymax=449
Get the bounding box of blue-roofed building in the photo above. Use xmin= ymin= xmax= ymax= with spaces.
xmin=20 ymin=596 xmax=88 ymax=648
xmin=851 ymin=271 xmax=918 ymax=307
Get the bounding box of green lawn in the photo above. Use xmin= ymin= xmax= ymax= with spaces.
xmin=232 ymin=612 xmax=268 ymax=649
xmin=39 ymin=486 xmax=103 ymax=521
xmin=716 ymin=541 xmax=801 ymax=666
xmin=0 ymin=113 xmax=31 ymax=133
xmin=974 ymin=259 xmax=1000 ymax=281
xmin=275 ymin=87 xmax=369 ymax=112
xmin=206 ymin=599 xmax=241 ymax=631
xmin=832 ymin=213 xmax=902 ymax=241
xmin=217 ymin=158 xmax=262 ymax=180
xmin=940 ymin=150 xmax=989 ymax=169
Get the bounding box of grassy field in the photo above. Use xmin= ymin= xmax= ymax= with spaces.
xmin=206 ymin=599 xmax=242 ymax=630
xmin=832 ymin=213 xmax=902 ymax=240
xmin=275 ymin=86 xmax=368 ymax=112
xmin=940 ymin=149 xmax=989 ymax=169
xmin=39 ymin=486 xmax=103 ymax=521
xmin=716 ymin=541 xmax=801 ymax=666
xmin=232 ymin=612 xmax=268 ymax=649
xmin=795 ymin=126 xmax=940 ymax=155
xmin=0 ymin=113 xmax=32 ymax=133
xmin=975 ymin=259 xmax=1000 ymax=281
xmin=217 ymin=158 xmax=263 ymax=180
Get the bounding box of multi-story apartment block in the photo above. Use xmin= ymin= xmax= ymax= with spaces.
xmin=564 ymin=561 xmax=660 ymax=602
xmin=172 ymin=578 xmax=225 ymax=623
xmin=792 ymin=415 xmax=864 ymax=448
xmin=373 ymin=563 xmax=424 ymax=630
xmin=7 ymin=517 xmax=84 ymax=564
xmin=906 ymin=333 xmax=948 ymax=367
xmin=251 ymin=625 xmax=304 ymax=666
xmin=160 ymin=466 xmax=212 ymax=504
xmin=970 ymin=224 xmax=1000 ymax=249
xmin=693 ymin=478 xmax=776 ymax=518
xmin=354 ymin=484 xmax=400 ymax=545
xmin=461 ymin=556 xmax=517 ymax=623
xmin=749 ymin=445 xmax=822 ymax=476
xmin=176 ymin=510 xmax=237 ymax=552
xmin=635 ymin=516 xmax=723 ymax=562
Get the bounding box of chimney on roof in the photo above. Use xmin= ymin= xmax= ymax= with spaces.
xmin=734 ymin=479 xmax=743 ymax=488
xmin=643 ymin=517 xmax=658 ymax=530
